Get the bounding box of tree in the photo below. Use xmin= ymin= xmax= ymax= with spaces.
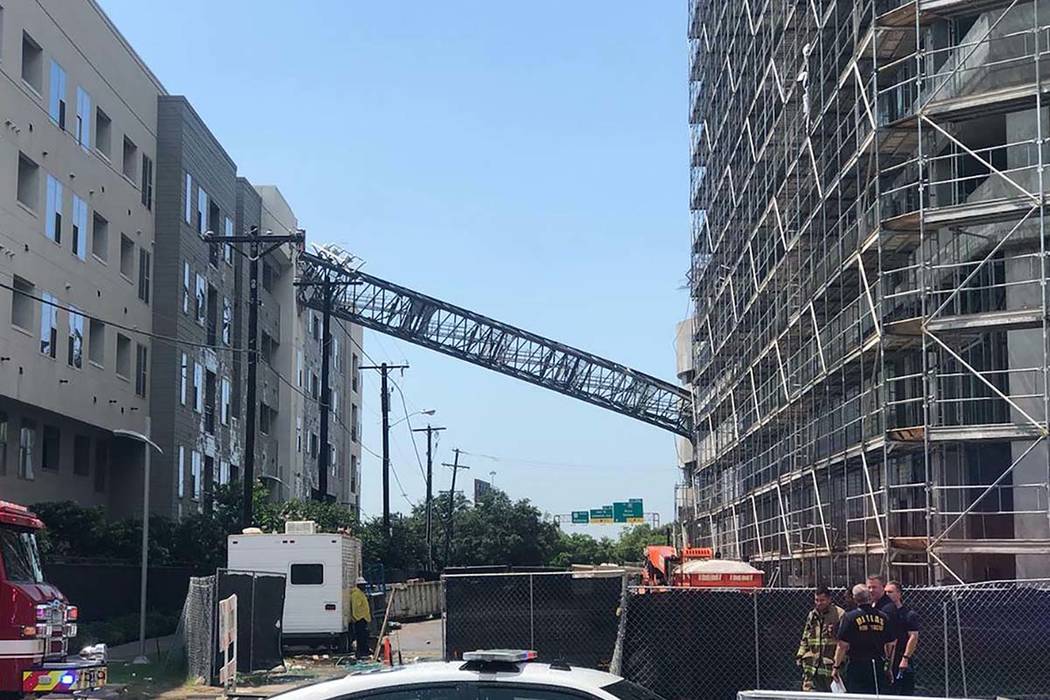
xmin=610 ymin=524 xmax=668 ymax=565
xmin=549 ymin=532 xmax=615 ymax=568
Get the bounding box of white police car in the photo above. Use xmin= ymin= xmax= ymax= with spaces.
xmin=274 ymin=650 xmax=665 ymax=700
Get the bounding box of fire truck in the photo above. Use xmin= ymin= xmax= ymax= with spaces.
xmin=642 ymin=546 xmax=764 ymax=588
xmin=0 ymin=501 xmax=107 ymax=697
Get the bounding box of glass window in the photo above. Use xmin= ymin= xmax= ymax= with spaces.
xmin=41 ymin=425 xmax=59 ymax=471
xmin=67 ymin=306 xmax=83 ymax=368
xmin=21 ymin=32 xmax=43 ymax=93
xmin=95 ymin=108 xmax=112 ymax=158
xmin=289 ymin=563 xmax=323 ymax=585
xmin=219 ymin=460 xmax=229 ymax=486
xmin=222 ymin=297 xmax=231 ymax=345
xmin=0 ymin=530 xmax=44 ymax=584
xmin=48 ymin=60 xmax=66 ymax=129
xmin=75 ymin=87 xmax=91 ymax=149
xmin=193 ymin=362 xmax=203 ymax=413
xmin=184 ymin=173 xmax=193 ymax=224
xmin=72 ymin=194 xmax=87 ymax=260
xmin=348 ymin=686 xmax=462 ymax=700
xmin=180 ymin=353 xmax=188 ymax=405
xmin=18 ymin=419 xmax=35 ymax=480
xmin=73 ymin=435 xmax=90 ymax=476
xmin=351 ymin=454 xmax=358 ymax=494
xmin=39 ymin=292 xmax=56 ymax=358
xmin=195 ymin=274 xmax=206 ymax=324
xmin=197 ymin=188 xmax=207 ymax=234
xmin=120 ymin=234 xmax=135 ymax=278
xmin=223 ymin=217 xmax=234 ymax=264
xmin=221 ymin=377 xmax=231 ymax=425
xmin=122 ymin=137 xmax=138 ymax=180
xmin=140 ymin=154 xmax=153 ymax=210
xmin=477 ymin=687 xmax=604 ymax=700
xmin=191 ymin=450 xmax=202 ymax=501
xmin=177 ymin=445 xmax=185 ymax=498
xmin=88 ymin=318 xmax=104 ymax=366
xmin=45 ymin=175 xmax=63 ymax=243
xmin=182 ymin=262 xmax=191 ymax=314
xmin=115 ymin=333 xmax=131 ymax=378
xmin=138 ymin=250 xmax=151 ymax=303
xmin=11 ymin=276 xmax=34 ymax=331
xmin=135 ymin=343 xmax=148 ymax=397
xmin=17 ymin=153 xmax=40 ymax=211
xmin=91 ymin=212 xmax=108 ymax=260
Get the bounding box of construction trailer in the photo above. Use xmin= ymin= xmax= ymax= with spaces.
xmin=683 ymin=0 xmax=1050 ymax=586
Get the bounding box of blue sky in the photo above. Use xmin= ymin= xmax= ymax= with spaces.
xmin=99 ymin=1 xmax=690 ymax=531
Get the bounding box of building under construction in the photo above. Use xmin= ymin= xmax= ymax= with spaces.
xmin=681 ymin=0 xmax=1050 ymax=585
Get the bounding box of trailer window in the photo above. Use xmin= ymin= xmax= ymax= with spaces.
xmin=290 ymin=563 xmax=324 ymax=585
xmin=0 ymin=529 xmax=44 ymax=584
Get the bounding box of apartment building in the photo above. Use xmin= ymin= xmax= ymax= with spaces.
xmin=255 ymin=185 xmax=362 ymax=510
xmin=1 ymin=0 xmax=364 ymax=518
xmin=0 ymin=0 xmax=161 ymax=515
xmin=685 ymin=0 xmax=1050 ymax=584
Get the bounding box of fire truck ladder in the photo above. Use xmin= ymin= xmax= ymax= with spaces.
xmin=297 ymin=248 xmax=693 ymax=437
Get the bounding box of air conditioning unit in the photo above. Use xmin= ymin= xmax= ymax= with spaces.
xmin=285 ymin=520 xmax=318 ymax=535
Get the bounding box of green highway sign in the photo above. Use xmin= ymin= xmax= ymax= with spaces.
xmin=571 ymin=511 xmax=590 ymax=524
xmin=590 ymin=506 xmax=614 ymax=524
xmin=614 ymin=499 xmax=645 ymax=523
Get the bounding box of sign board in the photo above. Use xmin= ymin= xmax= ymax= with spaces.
xmin=571 ymin=511 xmax=590 ymax=524
xmin=613 ymin=499 xmax=645 ymax=524
xmin=473 ymin=479 xmax=493 ymax=503
xmin=590 ymin=506 xmax=614 ymax=524
xmin=218 ymin=594 xmax=238 ymax=687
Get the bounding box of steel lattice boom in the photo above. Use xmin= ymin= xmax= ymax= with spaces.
xmin=297 ymin=251 xmax=692 ymax=436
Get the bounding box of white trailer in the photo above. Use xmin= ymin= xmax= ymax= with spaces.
xmin=227 ymin=522 xmax=363 ymax=647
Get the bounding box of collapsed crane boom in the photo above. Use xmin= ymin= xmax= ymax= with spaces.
xmin=297 ymin=251 xmax=693 ymax=437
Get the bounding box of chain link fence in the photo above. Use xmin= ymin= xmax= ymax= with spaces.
xmin=444 ymin=574 xmax=1050 ymax=700
xmin=173 ymin=575 xmax=216 ymax=684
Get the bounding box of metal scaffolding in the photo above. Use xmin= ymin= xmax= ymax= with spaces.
xmin=685 ymin=0 xmax=1050 ymax=585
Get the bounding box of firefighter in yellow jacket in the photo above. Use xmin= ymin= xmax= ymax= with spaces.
xmin=350 ymin=576 xmax=372 ymax=658
xmin=796 ymin=586 xmax=845 ymax=691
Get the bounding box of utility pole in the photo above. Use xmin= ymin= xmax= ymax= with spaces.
xmin=361 ymin=362 xmax=409 ymax=531
xmin=205 ymin=226 xmax=304 ymax=529
xmin=442 ymin=449 xmax=470 ymax=567
xmin=412 ymin=424 xmax=445 ymax=573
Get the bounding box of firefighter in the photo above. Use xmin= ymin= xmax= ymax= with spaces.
xmin=351 ymin=576 xmax=372 ymax=658
xmin=796 ymin=586 xmax=845 ymax=692
xmin=832 ymin=584 xmax=893 ymax=694
xmin=886 ymin=580 xmax=921 ymax=696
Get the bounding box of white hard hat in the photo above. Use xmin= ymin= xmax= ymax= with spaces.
xmin=356 ymin=576 xmax=367 ymax=585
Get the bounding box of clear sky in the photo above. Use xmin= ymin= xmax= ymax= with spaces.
xmin=99 ymin=1 xmax=690 ymax=531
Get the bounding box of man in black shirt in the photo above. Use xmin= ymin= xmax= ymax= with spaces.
xmin=868 ymin=574 xmax=898 ymax=661
xmin=886 ymin=580 xmax=921 ymax=695
xmin=833 ymin=584 xmax=893 ymax=694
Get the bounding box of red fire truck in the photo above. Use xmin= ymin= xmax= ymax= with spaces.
xmin=0 ymin=501 xmax=107 ymax=697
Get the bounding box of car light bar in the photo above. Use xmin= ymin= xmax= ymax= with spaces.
xmin=463 ymin=650 xmax=538 ymax=663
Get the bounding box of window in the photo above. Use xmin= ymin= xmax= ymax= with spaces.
xmin=193 ymin=362 xmax=203 ymax=413
xmin=261 ymin=331 xmax=274 ymax=365
xmin=45 ymin=175 xmax=62 ymax=243
xmin=138 ymin=249 xmax=151 ymax=303
xmin=17 ymin=153 xmax=39 ymax=211
xmin=220 ymin=377 xmax=231 ymax=425
xmin=222 ymin=297 xmax=231 ymax=345
xmin=478 ymin=688 xmax=611 ymax=700
xmin=18 ymin=419 xmax=35 ymax=479
xmin=598 ymin=681 xmax=664 ymax=700
xmin=88 ymin=318 xmax=104 ymax=366
xmin=71 ymin=194 xmax=87 ymax=260
xmin=259 ymin=402 xmax=272 ymax=435
xmin=184 ymin=173 xmax=193 ymax=224
xmin=75 ymin=87 xmax=91 ymax=149
xmin=197 ymin=188 xmax=207 ymax=234
xmin=208 ymin=199 xmax=220 ymax=240
xmin=333 ymin=336 xmax=340 ymax=371
xmin=120 ymin=234 xmax=135 ymax=279
xmin=297 ymin=350 xmax=304 ymax=387
xmin=331 ymin=388 xmax=339 ymax=419
xmin=223 ymin=217 xmax=233 ymax=265
xmin=39 ymin=292 xmax=56 ymax=358
xmin=330 ymin=444 xmax=337 ymax=477
xmin=140 ymin=154 xmax=153 ymax=210
xmin=91 ymin=212 xmax=108 ymax=261
xmin=262 ymin=261 xmax=275 ymax=293
xmin=296 ymin=416 xmax=303 ymax=453
xmin=41 ymin=425 xmax=59 ymax=471
xmin=351 ymin=404 xmax=359 ymax=443
xmin=203 ymin=455 xmax=215 ymax=501
xmin=48 ymin=61 xmax=66 ymax=128
xmin=0 ymin=411 xmax=8 ymax=477
xmin=352 ymin=353 xmax=359 ymax=392
xmin=351 ymin=687 xmax=460 ymax=700
xmin=219 ymin=459 xmax=229 ymax=486
xmin=310 ymin=432 xmax=318 ymax=458
xmin=206 ymin=284 xmax=217 ymax=345
xmin=180 ymin=353 xmax=188 ymax=405
xmin=95 ymin=108 xmax=111 ymax=158
xmin=115 ymin=333 xmax=131 ymax=378
xmin=0 ymin=529 xmax=44 ymax=584
xmin=11 ymin=276 xmax=34 ymax=331
xmin=350 ymin=454 xmax=358 ymax=494
xmin=191 ymin=450 xmax=202 ymax=501
xmin=122 ymin=136 xmax=138 ymax=180
xmin=135 ymin=343 xmax=148 ymax=397
xmin=204 ymin=371 xmax=216 ymax=434
xmin=311 ymin=312 xmax=319 ymax=340
xmin=67 ymin=306 xmax=83 ymax=368
xmin=21 ymin=32 xmax=42 ymax=93
xmin=290 ymin=564 xmax=323 ymax=586
xmin=93 ymin=440 xmax=108 ymax=492
xmin=182 ymin=262 xmax=191 ymax=314
xmin=177 ymin=445 xmax=185 ymax=498
xmin=311 ymin=373 xmax=319 ymax=399
xmin=73 ymin=435 xmax=90 ymax=476
xmin=195 ymin=274 xmax=206 ymax=325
